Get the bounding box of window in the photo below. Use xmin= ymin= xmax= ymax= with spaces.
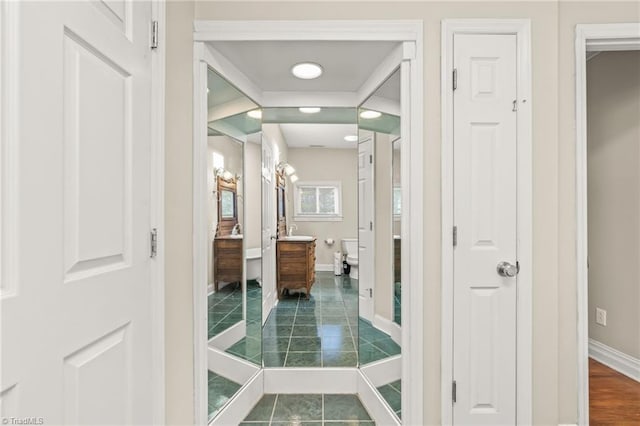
xmin=293 ymin=181 xmax=342 ymax=221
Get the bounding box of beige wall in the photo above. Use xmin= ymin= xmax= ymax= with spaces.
xmin=586 ymin=51 xmax=640 ymax=359
xmin=286 ymin=148 xmax=358 ymax=266
xmin=164 ymin=2 xmax=640 ymax=424
xmin=245 ymin=141 xmax=262 ymax=251
xmin=165 ymin=1 xmax=195 ymax=424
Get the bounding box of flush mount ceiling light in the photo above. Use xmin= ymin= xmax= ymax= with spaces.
xmin=291 ymin=62 xmax=323 ymax=80
xmin=344 ymin=135 xmax=358 ymax=142
xmin=359 ymin=110 xmax=382 ymax=119
xmin=247 ymin=109 xmax=262 ymax=119
xmin=298 ymin=107 xmax=321 ymax=114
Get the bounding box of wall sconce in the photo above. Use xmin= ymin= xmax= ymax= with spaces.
xmin=214 ymin=167 xmax=235 ymax=182
xmin=276 ymin=162 xmax=296 ymax=176
xmin=290 ymin=174 xmax=299 ymax=183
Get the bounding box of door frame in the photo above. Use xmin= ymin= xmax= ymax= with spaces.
xmin=441 ymin=19 xmax=532 ymax=426
xmin=192 ymin=20 xmax=424 ymax=425
xmin=574 ymin=23 xmax=640 ymax=426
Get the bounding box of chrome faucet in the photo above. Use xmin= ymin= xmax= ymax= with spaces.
xmin=232 ymin=223 xmax=241 ymax=235
xmin=288 ymin=224 xmax=298 ymax=236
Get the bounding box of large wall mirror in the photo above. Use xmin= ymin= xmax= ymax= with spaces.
xmin=259 ymin=107 xmax=360 ymax=368
xmin=358 ymin=68 xmax=403 ymax=420
xmin=206 ymin=67 xmax=263 ymax=421
xmin=197 ymin=32 xmax=420 ymax=425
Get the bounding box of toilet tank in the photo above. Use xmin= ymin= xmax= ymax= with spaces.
xmin=341 ymin=238 xmax=357 ymax=255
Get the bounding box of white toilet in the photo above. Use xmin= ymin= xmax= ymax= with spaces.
xmin=341 ymin=238 xmax=359 ymax=280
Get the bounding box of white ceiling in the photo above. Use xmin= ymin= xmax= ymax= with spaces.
xmin=279 ymin=123 xmax=358 ymax=149
xmin=208 ymin=40 xmax=401 ymax=149
xmin=209 ymin=40 xmax=400 ymax=92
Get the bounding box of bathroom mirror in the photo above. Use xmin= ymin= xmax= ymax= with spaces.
xmin=357 ymin=68 xmax=402 ymax=420
xmin=220 ymin=188 xmax=236 ymax=220
xmin=260 ymin=107 xmax=360 ymax=368
xmin=206 ymin=67 xmax=263 ymax=421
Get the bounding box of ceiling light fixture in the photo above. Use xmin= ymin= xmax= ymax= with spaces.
xmin=359 ymin=110 xmax=382 ymax=119
xmin=344 ymin=135 xmax=358 ymax=142
xmin=298 ymin=107 xmax=321 ymax=114
xmin=247 ymin=109 xmax=262 ymax=119
xmin=291 ymin=62 xmax=323 ymax=80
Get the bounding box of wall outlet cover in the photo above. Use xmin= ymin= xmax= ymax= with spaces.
xmin=596 ymin=308 xmax=607 ymax=326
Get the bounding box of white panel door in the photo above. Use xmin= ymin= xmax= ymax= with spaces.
xmin=1 ymin=2 xmax=155 ymax=424
xmin=358 ymin=136 xmax=374 ymax=321
xmin=261 ymin=139 xmax=276 ymax=324
xmin=453 ymin=34 xmax=518 ymax=426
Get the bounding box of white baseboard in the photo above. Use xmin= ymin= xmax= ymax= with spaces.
xmin=211 ymin=370 xmax=263 ymax=426
xmin=263 ymin=367 xmax=358 ymax=393
xmin=373 ymin=314 xmax=402 ymax=345
xmin=360 ymin=355 xmax=401 ymax=387
xmin=207 ymin=346 xmax=260 ymax=385
xmin=357 ymin=369 xmax=401 ymax=426
xmin=208 ymin=320 xmax=245 ymax=350
xmin=558 ymin=424 xmax=578 ymax=426
xmin=589 ymin=338 xmax=640 ymax=382
xmin=315 ymin=263 xmax=334 ymax=272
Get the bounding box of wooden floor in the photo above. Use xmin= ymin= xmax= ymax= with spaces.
xmin=590 ymin=358 xmax=640 ymax=425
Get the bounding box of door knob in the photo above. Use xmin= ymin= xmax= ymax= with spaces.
xmin=497 ymin=261 xmax=519 ymax=277
xmin=270 ymin=235 xmax=277 ymax=240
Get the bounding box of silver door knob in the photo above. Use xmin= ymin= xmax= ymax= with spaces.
xmin=497 ymin=261 xmax=519 ymax=277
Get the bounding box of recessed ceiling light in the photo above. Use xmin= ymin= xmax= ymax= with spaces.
xmin=360 ymin=110 xmax=382 ymax=119
xmin=247 ymin=109 xmax=262 ymax=119
xmin=344 ymin=135 xmax=358 ymax=142
xmin=298 ymin=107 xmax=321 ymax=114
xmin=291 ymin=62 xmax=323 ymax=80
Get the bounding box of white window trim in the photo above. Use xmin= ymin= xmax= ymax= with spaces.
xmin=293 ymin=180 xmax=343 ymax=221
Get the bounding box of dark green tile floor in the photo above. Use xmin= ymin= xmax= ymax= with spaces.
xmin=376 ymin=380 xmax=401 ymax=419
xmin=393 ymin=282 xmax=401 ymax=326
xmin=262 ymin=272 xmax=359 ymax=368
xmin=241 ymin=393 xmax=375 ymax=425
xmin=358 ymin=319 xmax=401 ymax=365
xmin=208 ymin=370 xmax=242 ymax=421
xmin=208 ymin=282 xmax=243 ymax=339
xmin=225 ymin=280 xmax=262 ymax=364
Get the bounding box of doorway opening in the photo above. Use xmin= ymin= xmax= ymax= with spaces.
xmin=575 ymin=23 xmax=640 ymax=426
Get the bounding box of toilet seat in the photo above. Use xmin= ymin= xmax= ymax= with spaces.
xmin=346 ymin=255 xmax=358 ymax=266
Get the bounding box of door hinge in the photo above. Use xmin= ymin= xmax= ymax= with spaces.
xmin=453 ymin=68 xmax=458 ymax=91
xmin=150 ymin=21 xmax=159 ymax=50
xmin=452 ymin=380 xmax=457 ymax=403
xmin=453 ymin=226 xmax=458 ymax=247
xmin=369 ymin=154 xmax=373 ymax=164
xmin=150 ymin=228 xmax=158 ymax=258
xmin=512 ymin=99 xmax=518 ymax=112
xmin=370 ymin=221 xmax=373 ymax=231
xmin=369 ymin=288 xmax=373 ymax=298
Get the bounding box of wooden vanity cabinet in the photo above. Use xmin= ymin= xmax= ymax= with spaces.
xmin=213 ymin=237 xmax=243 ymax=291
xmin=276 ymin=239 xmax=316 ymax=299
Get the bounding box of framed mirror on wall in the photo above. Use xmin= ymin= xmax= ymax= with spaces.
xmin=204 ymin=66 xmax=263 ymax=422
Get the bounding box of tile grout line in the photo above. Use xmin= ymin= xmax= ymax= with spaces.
xmin=268 ymin=394 xmax=278 ymax=425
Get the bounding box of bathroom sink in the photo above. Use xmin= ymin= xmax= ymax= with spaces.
xmin=280 ymin=235 xmax=314 ymax=241
xmin=227 ymin=234 xmax=243 ymax=239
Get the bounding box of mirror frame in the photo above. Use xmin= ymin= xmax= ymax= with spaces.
xmin=216 ymin=176 xmax=238 ymax=231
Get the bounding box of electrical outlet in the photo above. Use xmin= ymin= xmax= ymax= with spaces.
xmin=596 ymin=308 xmax=607 ymax=326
